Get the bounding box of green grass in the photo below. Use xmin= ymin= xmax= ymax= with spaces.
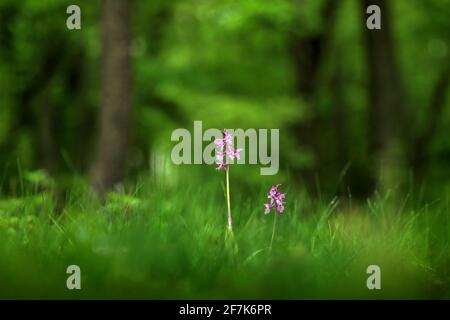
xmin=0 ymin=173 xmax=449 ymax=299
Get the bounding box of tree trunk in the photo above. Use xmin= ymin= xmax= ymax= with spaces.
xmin=37 ymin=92 xmax=57 ymax=174
xmin=290 ymin=0 xmax=340 ymax=192
xmin=90 ymin=0 xmax=132 ymax=194
xmin=362 ymin=0 xmax=406 ymax=194
xmin=412 ymin=63 xmax=450 ymax=182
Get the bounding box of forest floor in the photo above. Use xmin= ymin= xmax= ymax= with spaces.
xmin=0 ymin=175 xmax=449 ymax=299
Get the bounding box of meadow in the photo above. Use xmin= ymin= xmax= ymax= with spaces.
xmin=0 ymin=1 xmax=448 ymax=300
xmin=0 ymin=169 xmax=448 ymax=299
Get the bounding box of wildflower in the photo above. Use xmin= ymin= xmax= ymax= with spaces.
xmin=214 ymin=129 xmax=242 ymax=233
xmin=214 ymin=129 xmax=242 ymax=170
xmin=228 ymin=147 xmax=242 ymax=161
xmin=264 ymin=184 xmax=286 ymax=215
xmin=264 ymin=184 xmax=287 ymax=252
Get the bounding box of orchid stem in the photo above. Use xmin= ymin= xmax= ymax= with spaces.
xmin=269 ymin=212 xmax=277 ymax=252
xmin=226 ymin=168 xmax=233 ymax=233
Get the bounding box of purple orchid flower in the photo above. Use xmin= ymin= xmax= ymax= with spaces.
xmin=213 ymin=129 xmax=243 ymax=234
xmin=265 ymin=184 xmax=287 ymax=252
xmin=214 ymin=129 xmax=241 ymax=170
xmin=264 ymin=184 xmax=286 ymax=214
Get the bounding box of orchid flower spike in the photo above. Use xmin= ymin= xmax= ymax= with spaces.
xmin=214 ymin=129 xmax=242 ymax=170
xmin=264 ymin=184 xmax=286 ymax=214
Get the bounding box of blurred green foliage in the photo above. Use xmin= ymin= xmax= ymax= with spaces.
xmin=0 ymin=179 xmax=448 ymax=299
xmin=0 ymin=0 xmax=449 ymax=197
xmin=0 ymin=0 xmax=449 ymax=299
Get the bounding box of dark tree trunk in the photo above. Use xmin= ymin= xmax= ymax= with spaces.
xmin=331 ymin=54 xmax=352 ymax=195
xmin=362 ymin=0 xmax=406 ymax=193
xmin=37 ymin=93 xmax=57 ymax=174
xmin=90 ymin=0 xmax=132 ymax=194
xmin=291 ymin=0 xmax=339 ymax=99
xmin=66 ymin=48 xmax=90 ymax=171
xmin=412 ymin=63 xmax=450 ymax=182
xmin=11 ymin=36 xmax=67 ymax=175
xmin=290 ymin=0 xmax=340 ymax=192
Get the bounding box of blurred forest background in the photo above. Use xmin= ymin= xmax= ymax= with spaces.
xmin=0 ymin=0 xmax=449 ymax=200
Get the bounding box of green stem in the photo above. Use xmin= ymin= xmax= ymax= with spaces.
xmin=226 ymin=168 xmax=232 ymax=232
xmin=269 ymin=212 xmax=277 ymax=252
